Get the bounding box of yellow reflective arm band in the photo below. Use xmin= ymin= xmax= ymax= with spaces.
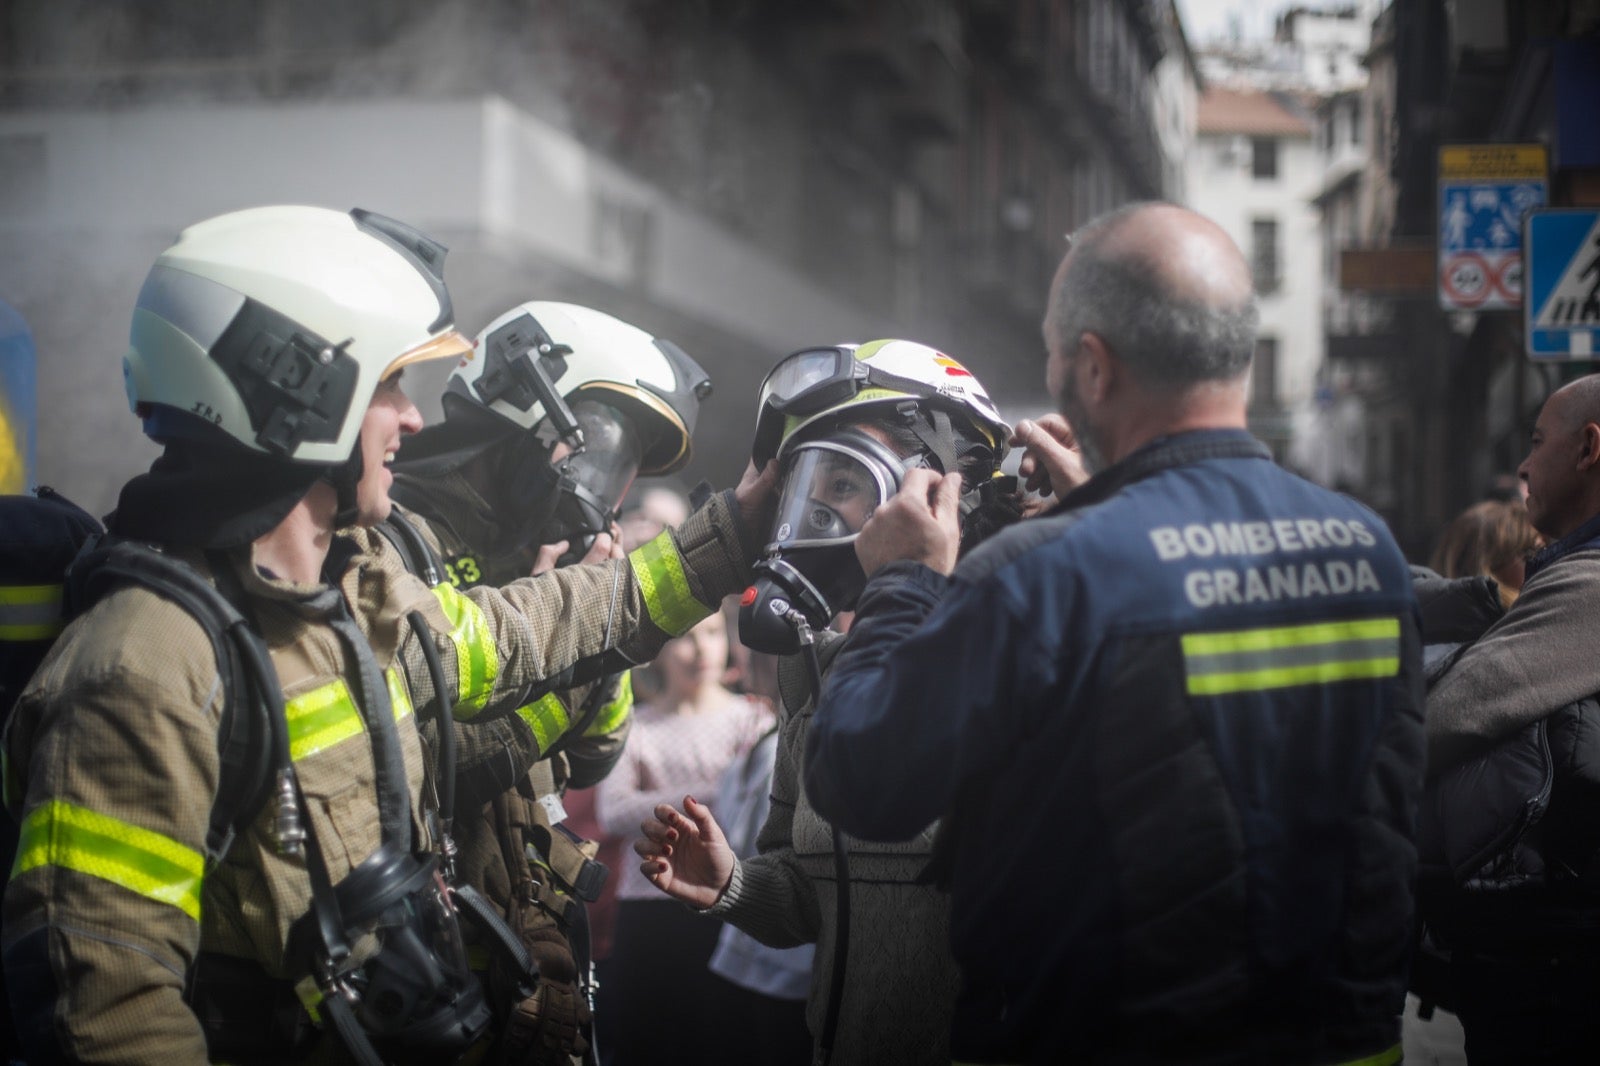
xmin=515 ymin=693 xmax=572 ymax=756
xmin=0 ymin=583 xmax=64 ymax=640
xmin=285 ymin=679 xmax=364 ymax=762
xmin=1334 ymin=1043 xmax=1403 ymax=1066
xmin=586 ymin=671 xmax=633 ymax=737
xmin=13 ymin=799 xmax=204 ymax=921
xmin=430 ymin=583 xmax=499 ymax=719
xmin=629 ymin=533 xmax=708 ymax=637
xmin=1182 ymin=617 xmax=1401 ymax=696
xmin=386 ymin=668 xmax=414 ymax=722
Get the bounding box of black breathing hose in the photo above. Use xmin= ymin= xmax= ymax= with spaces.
xmin=788 ymin=613 xmax=849 ymax=1066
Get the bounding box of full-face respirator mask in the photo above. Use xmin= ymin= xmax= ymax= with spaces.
xmin=737 ymin=341 xmax=1013 ymax=656
xmin=535 ymin=399 xmax=644 ymax=566
xmin=740 ymin=427 xmax=927 ymax=654
xmin=286 ymin=843 xmax=490 ymax=1064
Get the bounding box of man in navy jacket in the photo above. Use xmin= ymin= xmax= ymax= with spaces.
xmin=804 ymin=202 xmax=1425 ymax=1066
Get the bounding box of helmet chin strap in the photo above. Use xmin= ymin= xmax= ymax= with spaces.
xmin=328 ymin=445 xmax=364 ymax=529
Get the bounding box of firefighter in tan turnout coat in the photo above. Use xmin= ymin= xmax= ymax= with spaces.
xmin=1 ymin=206 xmax=770 ymax=1064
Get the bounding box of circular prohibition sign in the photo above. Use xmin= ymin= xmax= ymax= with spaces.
xmin=1441 ymin=251 xmax=1493 ymax=308
xmin=1492 ymin=255 xmax=1524 ymax=301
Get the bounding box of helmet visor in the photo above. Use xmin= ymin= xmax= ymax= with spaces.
xmin=555 ymin=399 xmax=644 ymax=520
xmin=384 ymin=329 xmax=474 ymax=378
xmin=767 ymin=440 xmax=898 ymax=551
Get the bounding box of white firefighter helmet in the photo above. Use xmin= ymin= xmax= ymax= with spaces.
xmin=752 ymin=338 xmax=1010 ymax=469
xmin=444 ymin=301 xmax=710 ymax=475
xmin=123 ymin=205 xmax=471 ymax=465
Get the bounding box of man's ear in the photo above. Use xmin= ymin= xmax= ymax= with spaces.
xmin=1580 ymin=422 xmax=1600 ymax=471
xmin=1079 ymin=332 xmax=1116 ymax=404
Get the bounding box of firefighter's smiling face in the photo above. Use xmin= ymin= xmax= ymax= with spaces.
xmin=354 ymin=370 xmax=424 ymax=527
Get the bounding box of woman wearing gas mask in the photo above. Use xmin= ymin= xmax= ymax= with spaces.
xmin=634 ymin=340 xmax=1026 ymax=1065
xmin=386 ymin=300 xmax=712 ymax=1065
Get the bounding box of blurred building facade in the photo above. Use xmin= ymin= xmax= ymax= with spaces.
xmin=1323 ymin=0 xmax=1600 ymax=558
xmin=0 ymin=0 xmax=1197 ymax=512
xmin=1197 ymin=2 xmax=1380 ymax=94
xmin=1191 ymin=86 xmax=1321 ymax=465
xmin=1190 ymin=6 xmax=1384 ymax=472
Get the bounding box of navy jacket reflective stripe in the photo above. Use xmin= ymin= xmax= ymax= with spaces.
xmin=804 ymin=429 xmax=1425 ymax=1064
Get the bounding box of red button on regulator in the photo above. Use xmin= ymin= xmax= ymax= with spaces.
xmin=740 ymin=586 xmax=758 ymax=606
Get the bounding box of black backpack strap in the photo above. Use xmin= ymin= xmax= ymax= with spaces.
xmin=377 ymin=510 xmax=446 ymax=588
xmin=68 ymin=542 xmax=279 ymax=867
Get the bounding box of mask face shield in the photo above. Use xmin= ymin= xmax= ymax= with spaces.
xmin=740 ymin=429 xmax=915 ymax=654
xmin=538 ymin=399 xmax=643 ymax=563
xmin=766 ymin=439 xmax=897 ymax=551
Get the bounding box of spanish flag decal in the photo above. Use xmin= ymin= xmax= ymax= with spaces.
xmin=934 ymin=354 xmax=973 ymax=377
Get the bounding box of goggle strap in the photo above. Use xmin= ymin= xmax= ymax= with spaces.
xmin=907 ymin=407 xmax=960 ymax=480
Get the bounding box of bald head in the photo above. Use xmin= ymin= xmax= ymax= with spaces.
xmin=1519 ymin=373 xmax=1600 ymax=539
xmin=1045 ymin=202 xmax=1259 ymax=393
xmin=1551 ymin=374 xmax=1600 ymax=433
xmin=1095 ymin=204 xmax=1254 ymax=308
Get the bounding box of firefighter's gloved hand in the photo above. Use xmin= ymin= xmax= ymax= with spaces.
xmin=492 ymin=927 xmax=590 ymax=1064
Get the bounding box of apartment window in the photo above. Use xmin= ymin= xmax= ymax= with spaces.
xmin=1252 ymin=337 xmax=1279 ymax=408
xmin=1349 ymin=103 xmax=1363 ymax=146
xmin=1251 ymin=137 xmax=1278 ymax=179
xmin=1251 ymin=217 xmax=1280 ymax=294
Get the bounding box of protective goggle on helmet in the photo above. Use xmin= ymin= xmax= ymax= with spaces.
xmin=751 ymin=339 xmax=1009 ymax=471
xmin=124 ymin=206 xmax=472 ymax=463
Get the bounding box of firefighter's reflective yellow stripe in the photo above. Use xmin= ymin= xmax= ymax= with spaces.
xmin=1337 ymin=1043 xmax=1403 ymax=1066
xmin=13 ymin=799 xmax=204 ymax=921
xmin=630 ymin=533 xmax=706 ymax=636
xmin=287 ymin=673 xmax=414 ymax=761
xmin=293 ymin=977 xmax=324 ymax=1024
xmin=586 ymin=671 xmax=633 ymax=737
xmin=1182 ymin=617 xmax=1400 ymax=696
xmin=286 ymin=679 xmax=364 ymax=761
xmin=431 ymin=583 xmax=498 ymax=718
xmin=516 ymin=692 xmax=571 ymax=755
xmin=386 ymin=667 xmax=415 ymax=722
xmin=0 ymin=583 xmax=63 ymax=640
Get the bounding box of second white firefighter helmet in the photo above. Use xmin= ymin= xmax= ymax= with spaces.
xmin=438 ymin=301 xmax=711 ymax=558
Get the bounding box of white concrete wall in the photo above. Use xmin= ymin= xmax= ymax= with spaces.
xmin=1191 ymin=127 xmax=1325 ymax=426
xmin=0 ymin=96 xmax=883 ymax=509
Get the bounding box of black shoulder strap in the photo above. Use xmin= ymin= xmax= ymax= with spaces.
xmin=377 ymin=510 xmax=445 ymax=588
xmin=68 ymin=541 xmax=279 ymax=866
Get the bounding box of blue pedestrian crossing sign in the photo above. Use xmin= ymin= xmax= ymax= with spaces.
xmin=1525 ymin=208 xmax=1600 ymax=360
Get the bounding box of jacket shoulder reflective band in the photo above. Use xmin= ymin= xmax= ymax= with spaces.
xmin=13 ymin=799 xmax=206 ymax=921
